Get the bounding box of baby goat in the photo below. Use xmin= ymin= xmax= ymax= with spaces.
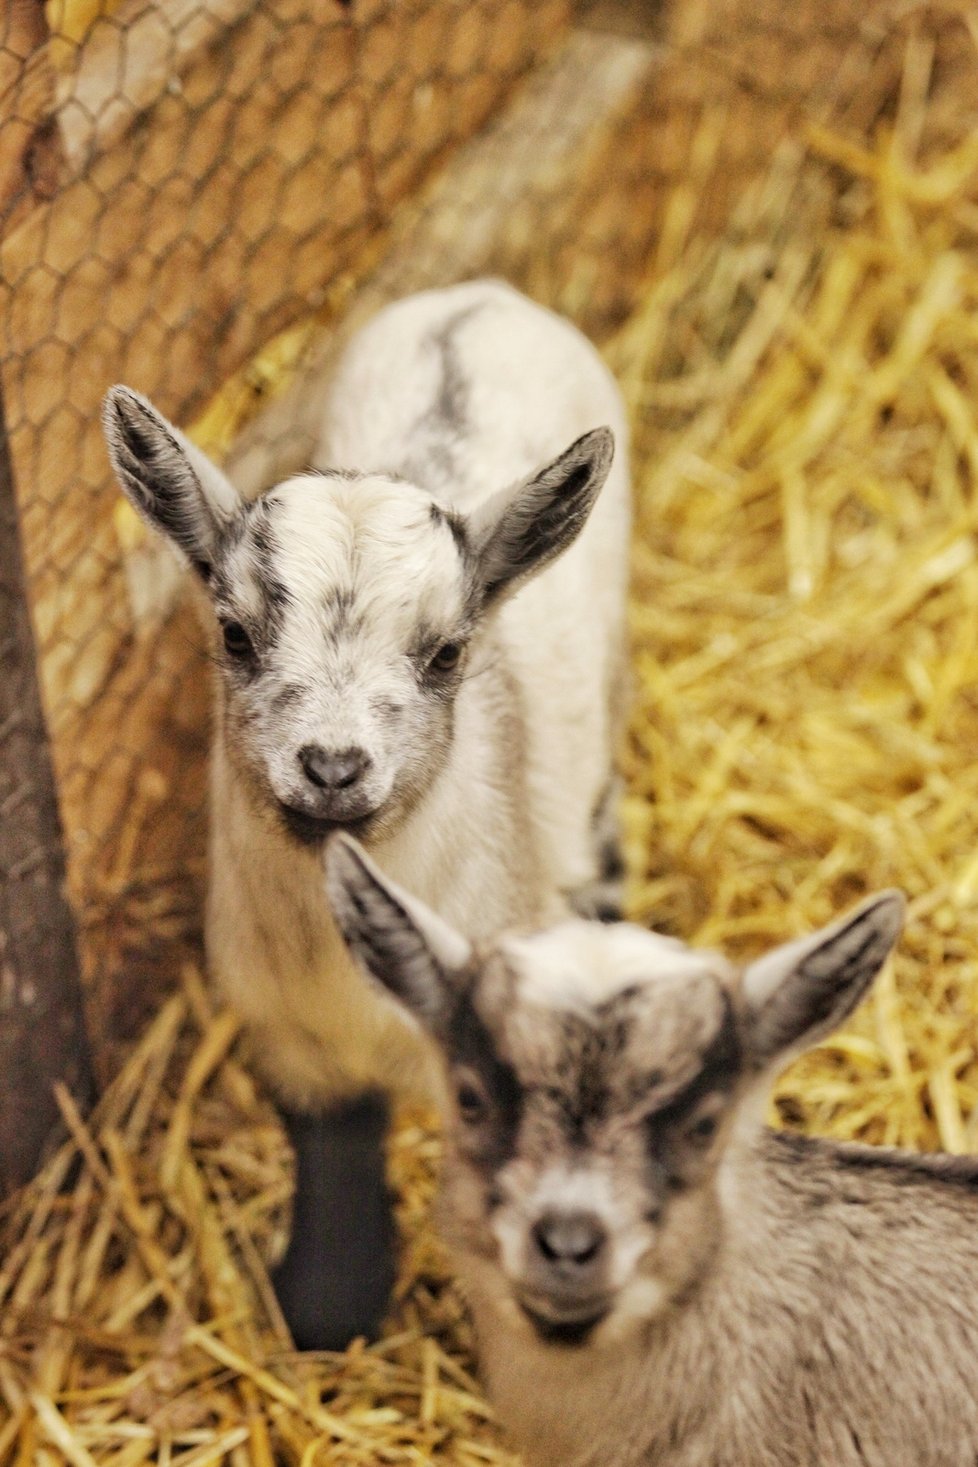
xmin=328 ymin=839 xmax=978 ymax=1467
xmin=102 ymin=281 xmax=631 ymax=1348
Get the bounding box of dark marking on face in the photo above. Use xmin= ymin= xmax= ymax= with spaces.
xmin=320 ymin=583 xmax=368 ymax=645
xmin=271 ymin=683 xmax=304 ymax=712
xmin=372 ymin=695 xmax=405 ymax=724
xmin=323 ymin=584 xmax=355 ymax=615
xmin=518 ymin=991 xmax=644 ymax=1148
xmin=651 ymin=994 xmax=741 ymax=1124
xmin=447 ymin=992 xmax=524 ymax=1175
xmin=248 ymin=511 xmax=275 ymax=562
xmin=262 ymin=575 xmax=292 ymax=619
xmin=544 ymin=1010 xmax=635 ymax=1143
xmin=210 ymin=502 xmax=296 ymax=654
xmin=644 ymin=994 xmax=741 ymax=1189
xmin=409 ymin=617 xmax=473 ymax=705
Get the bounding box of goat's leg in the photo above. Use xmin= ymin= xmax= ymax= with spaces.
xmin=273 ymin=1092 xmax=397 ymax=1350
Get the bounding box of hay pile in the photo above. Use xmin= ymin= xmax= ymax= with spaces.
xmin=612 ymin=52 xmax=978 ymax=1152
xmin=4 ymin=18 xmax=978 ymax=1465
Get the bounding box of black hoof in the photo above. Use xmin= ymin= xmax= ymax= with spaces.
xmin=273 ymin=1092 xmax=398 ymax=1351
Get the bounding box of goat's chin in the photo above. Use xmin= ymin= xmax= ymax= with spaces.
xmin=517 ymin=1270 xmax=681 ymax=1349
xmin=271 ymin=777 xmax=420 ymax=847
xmin=276 ymin=802 xmax=381 ymax=847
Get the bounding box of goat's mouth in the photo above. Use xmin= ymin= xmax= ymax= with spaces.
xmin=277 ymin=802 xmax=378 ymax=846
xmin=516 ymin=1294 xmax=612 ymax=1347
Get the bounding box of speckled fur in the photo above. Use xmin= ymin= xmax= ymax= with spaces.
xmin=327 ymin=860 xmax=978 ymax=1467
xmin=103 ymin=280 xmax=631 ymax=1110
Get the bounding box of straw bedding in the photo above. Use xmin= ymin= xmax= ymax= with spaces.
xmin=4 ymin=15 xmax=978 ymax=1464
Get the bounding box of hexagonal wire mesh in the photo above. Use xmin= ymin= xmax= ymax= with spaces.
xmin=0 ymin=0 xmax=574 ymax=1092
xmin=1 ymin=0 xmax=974 ymax=1102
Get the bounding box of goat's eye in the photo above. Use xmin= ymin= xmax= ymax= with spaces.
xmin=222 ymin=621 xmax=253 ymax=658
xmin=429 ymin=641 xmax=463 ymax=673
xmin=685 ymin=1103 xmax=723 ymax=1146
xmin=454 ymin=1071 xmax=489 ymax=1125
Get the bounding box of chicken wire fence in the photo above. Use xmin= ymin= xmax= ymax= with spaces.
xmin=1 ymin=0 xmax=973 ymax=1184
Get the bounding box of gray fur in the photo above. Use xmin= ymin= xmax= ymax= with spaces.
xmin=328 ymin=869 xmax=978 ymax=1467
xmin=397 ymin=303 xmax=482 ymax=487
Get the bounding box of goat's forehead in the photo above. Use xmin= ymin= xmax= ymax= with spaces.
xmin=483 ymin=922 xmax=733 ymax=1084
xmin=221 ymin=471 xmax=467 ymax=629
xmin=504 ymin=921 xmax=729 ymax=1010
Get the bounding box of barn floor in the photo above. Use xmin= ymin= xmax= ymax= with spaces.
xmin=4 ymin=2 xmax=978 ymax=1462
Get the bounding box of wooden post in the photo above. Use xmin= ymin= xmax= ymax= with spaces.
xmin=0 ymin=378 xmax=91 ymax=1195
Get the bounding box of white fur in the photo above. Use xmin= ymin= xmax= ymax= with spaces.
xmin=506 ymin=920 xmax=720 ymax=1014
xmin=189 ymin=280 xmax=630 ymax=1109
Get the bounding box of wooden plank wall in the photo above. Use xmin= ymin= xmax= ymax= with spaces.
xmin=0 ymin=0 xmax=570 ymax=1065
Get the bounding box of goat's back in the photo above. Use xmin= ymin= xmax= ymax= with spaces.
xmin=322 ymin=280 xmax=632 ymax=893
xmin=649 ymin=1133 xmax=978 ymax=1467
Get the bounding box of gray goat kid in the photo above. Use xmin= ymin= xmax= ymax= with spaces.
xmin=102 ymin=280 xmax=631 ymax=1349
xmin=328 ymin=840 xmax=978 ymax=1467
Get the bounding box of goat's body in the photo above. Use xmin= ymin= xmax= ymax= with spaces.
xmin=208 ymin=280 xmax=631 ymax=1109
xmin=466 ymin=1128 xmax=978 ymax=1467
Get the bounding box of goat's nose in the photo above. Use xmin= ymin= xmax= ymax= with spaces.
xmin=531 ymin=1211 xmax=607 ymax=1272
xmin=298 ymin=744 xmax=370 ymax=792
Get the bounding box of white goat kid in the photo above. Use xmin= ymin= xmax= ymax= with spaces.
xmin=102 ymin=280 xmax=631 ymax=1348
xmin=328 ymin=841 xmax=978 ymax=1467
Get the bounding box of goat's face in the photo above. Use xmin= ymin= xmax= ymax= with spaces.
xmin=211 ymin=473 xmax=476 ymax=843
xmin=103 ymin=388 xmax=615 ymax=848
xmin=325 ymin=837 xmax=905 ymax=1350
xmin=438 ymin=925 xmax=741 ymax=1347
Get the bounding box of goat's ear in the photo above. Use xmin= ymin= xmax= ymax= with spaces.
xmin=741 ymin=891 xmax=905 ymax=1072
xmin=326 ymin=834 xmax=472 ymax=1033
xmin=467 ymin=427 xmax=615 ymax=608
xmin=102 ymin=386 xmax=241 ymax=581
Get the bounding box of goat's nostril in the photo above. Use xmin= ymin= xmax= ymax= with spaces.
xmin=298 ymin=744 xmax=369 ymax=792
xmin=532 ymin=1211 xmax=606 ymax=1269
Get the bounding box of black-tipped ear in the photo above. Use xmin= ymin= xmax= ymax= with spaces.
xmin=326 ymin=834 xmax=472 ymax=1032
xmin=467 ymin=426 xmax=615 ymax=607
xmin=102 ymin=386 xmax=240 ymax=580
xmin=742 ymin=890 xmax=906 ymax=1071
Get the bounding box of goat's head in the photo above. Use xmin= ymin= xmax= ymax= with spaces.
xmin=103 ymin=387 xmax=614 ymax=846
xmin=326 ymin=835 xmax=904 ymax=1348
